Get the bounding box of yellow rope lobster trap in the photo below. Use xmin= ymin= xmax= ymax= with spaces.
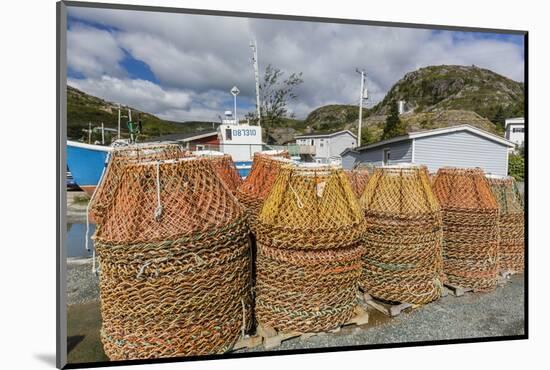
xmin=432 ymin=167 xmax=499 ymax=291
xmin=93 ymin=157 xmax=252 ymax=360
xmin=254 ymin=164 xmax=364 ymax=333
xmin=486 ymin=174 xmax=524 ymax=273
xmin=236 ymin=152 xmax=293 ymax=227
xmin=359 ymin=165 xmax=444 ymax=304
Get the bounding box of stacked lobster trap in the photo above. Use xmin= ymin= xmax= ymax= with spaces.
xmin=192 ymin=151 xmax=242 ymax=194
xmin=486 ymin=174 xmax=525 ymax=273
xmin=236 ymin=152 xmax=293 ymax=227
xmin=91 ymin=154 xmax=252 ymax=360
xmin=345 ymin=168 xmax=370 ymax=199
xmin=432 ymin=168 xmax=500 ymax=291
xmin=359 ymin=165 xmax=444 ymax=305
xmin=254 ymin=164 xmax=365 ymax=333
xmin=89 ymin=144 xmax=190 ymax=223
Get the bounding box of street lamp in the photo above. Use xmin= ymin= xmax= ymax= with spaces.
xmin=231 ymin=86 xmax=240 ymax=125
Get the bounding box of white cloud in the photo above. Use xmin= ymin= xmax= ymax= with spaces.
xmin=68 ymin=76 xmax=190 ymax=117
xmin=67 ymin=23 xmax=126 ymax=78
xmin=67 ymin=6 xmax=524 ymax=120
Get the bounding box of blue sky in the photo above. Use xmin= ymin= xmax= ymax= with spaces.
xmin=66 ymin=7 xmax=524 ymax=122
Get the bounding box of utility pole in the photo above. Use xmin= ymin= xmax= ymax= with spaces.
xmin=117 ymin=104 xmax=121 ymax=139
xmin=231 ymin=86 xmax=240 ymax=125
xmin=356 ymin=69 xmax=368 ymax=147
xmin=250 ymin=40 xmax=261 ymax=126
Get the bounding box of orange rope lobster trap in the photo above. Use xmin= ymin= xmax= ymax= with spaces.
xmin=432 ymin=167 xmax=499 ymax=291
xmin=89 ymin=143 xmax=190 ymax=223
xmin=254 ymin=164 xmax=364 ymax=333
xmin=487 ymin=175 xmax=525 ymax=273
xmin=93 ymin=157 xmax=252 ymax=360
xmin=236 ymin=152 xmax=293 ymax=227
xmin=345 ymin=168 xmax=369 ymax=199
xmin=193 ymin=151 xmax=242 ymax=194
xmin=359 ymin=165 xmax=443 ymax=305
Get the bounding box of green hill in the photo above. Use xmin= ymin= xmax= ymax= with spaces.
xmin=67 ymin=85 xmax=216 ymax=141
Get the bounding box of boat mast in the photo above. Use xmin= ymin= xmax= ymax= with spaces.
xmin=250 ymin=40 xmax=261 ymax=127
xmin=117 ymin=104 xmax=121 ymax=139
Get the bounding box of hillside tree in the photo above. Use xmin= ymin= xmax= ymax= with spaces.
xmin=247 ymin=64 xmax=303 ymax=141
xmin=381 ymin=100 xmax=407 ymax=140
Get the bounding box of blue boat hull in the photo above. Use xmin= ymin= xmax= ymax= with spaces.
xmin=234 ymin=161 xmax=252 ymax=178
xmin=67 ymin=141 xmax=111 ymax=194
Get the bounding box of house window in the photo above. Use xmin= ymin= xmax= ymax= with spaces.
xmin=196 ymin=144 xmax=205 ymax=151
xmin=383 ymin=148 xmax=391 ymax=165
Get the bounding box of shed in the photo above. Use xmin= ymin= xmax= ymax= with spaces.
xmin=341 ymin=125 xmax=515 ymax=176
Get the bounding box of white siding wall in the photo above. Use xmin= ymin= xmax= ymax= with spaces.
xmin=328 ymin=133 xmax=357 ymax=158
xmin=414 ymin=131 xmax=509 ymax=176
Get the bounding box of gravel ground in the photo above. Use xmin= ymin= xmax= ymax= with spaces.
xmin=67 ymin=259 xmax=99 ymax=305
xmin=238 ymin=274 xmax=525 ymax=352
xmin=66 ymin=262 xmax=524 ymax=362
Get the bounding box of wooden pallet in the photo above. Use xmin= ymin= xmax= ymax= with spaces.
xmin=363 ymin=292 xmax=413 ymax=317
xmin=444 ymin=283 xmax=473 ymax=297
xmin=257 ymin=305 xmax=369 ymax=350
xmin=231 ymin=334 xmax=263 ymax=351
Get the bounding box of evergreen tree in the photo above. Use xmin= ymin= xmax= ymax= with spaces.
xmin=381 ymin=100 xmax=406 ymax=140
xmin=360 ymin=126 xmax=373 ymax=146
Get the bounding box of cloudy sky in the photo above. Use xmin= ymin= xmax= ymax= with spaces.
xmin=67 ymin=6 xmax=524 ymax=122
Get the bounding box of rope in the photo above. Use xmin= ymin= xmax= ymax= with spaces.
xmin=289 ymin=182 xmax=304 ymax=209
xmin=240 ymin=298 xmax=246 ymax=339
xmin=154 ymin=161 xmax=163 ymax=221
xmin=85 ymin=155 xmax=109 ymax=274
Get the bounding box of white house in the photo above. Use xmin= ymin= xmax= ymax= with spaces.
xmin=505 ymin=117 xmax=525 ymax=148
xmin=341 ymin=125 xmax=515 ymax=177
xmin=295 ymin=130 xmax=357 ymax=164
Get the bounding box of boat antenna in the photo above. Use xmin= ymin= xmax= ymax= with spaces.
xmin=117 ymin=104 xmax=121 ymax=139
xmin=250 ymin=40 xmax=261 ymax=126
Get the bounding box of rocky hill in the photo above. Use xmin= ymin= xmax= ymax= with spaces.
xmin=370 ymin=65 xmax=524 ymax=121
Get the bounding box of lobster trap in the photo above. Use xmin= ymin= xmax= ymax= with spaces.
xmin=93 ymin=157 xmax=252 ymax=360
xmin=487 ymin=175 xmax=524 ymax=273
xmin=432 ymin=168 xmax=499 ymax=291
xmin=89 ymin=144 xmax=190 ymax=224
xmin=359 ymin=165 xmax=444 ymax=305
xmin=345 ymin=168 xmax=370 ymax=199
xmin=193 ymin=151 xmax=242 ymax=194
xmin=254 ymin=164 xmax=365 ymax=333
xmin=236 ymin=152 xmax=293 ymax=226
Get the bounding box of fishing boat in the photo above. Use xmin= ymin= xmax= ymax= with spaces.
xmin=66 ymin=141 xmax=112 ymax=194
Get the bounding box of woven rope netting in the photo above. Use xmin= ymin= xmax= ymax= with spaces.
xmin=432 ymin=168 xmax=499 ymax=291
xmin=345 ymin=169 xmax=369 ymax=199
xmin=255 ymin=165 xmax=364 ymax=333
xmin=89 ymin=144 xmax=190 ymax=223
xmin=236 ymin=153 xmax=293 ymax=226
xmin=193 ymin=151 xmax=242 ymax=194
xmin=359 ymin=165 xmax=443 ymax=304
xmin=93 ymin=157 xmax=252 ymax=360
xmin=487 ymin=175 xmax=524 ymax=273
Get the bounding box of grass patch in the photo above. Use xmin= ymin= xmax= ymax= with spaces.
xmin=67 ymin=301 xmax=108 ymax=364
xmin=72 ymin=194 xmax=91 ymax=205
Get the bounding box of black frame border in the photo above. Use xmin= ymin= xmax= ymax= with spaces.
xmin=56 ymin=1 xmax=529 ymax=369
